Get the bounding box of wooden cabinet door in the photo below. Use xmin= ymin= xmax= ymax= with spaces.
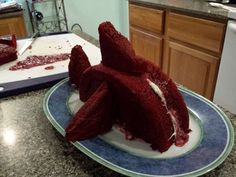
xmin=163 ymin=41 xmax=219 ymax=100
xmin=0 ymin=15 xmax=27 ymax=38
xmin=130 ymin=27 xmax=163 ymax=67
xmin=166 ymin=12 xmax=226 ymax=54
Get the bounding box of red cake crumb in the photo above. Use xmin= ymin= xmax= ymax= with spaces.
xmin=9 ymin=53 xmax=70 ymax=70
xmin=28 ymin=45 xmax=32 ymax=50
xmin=44 ymin=65 xmax=54 ymax=70
xmin=116 ymin=124 xmax=136 ymax=140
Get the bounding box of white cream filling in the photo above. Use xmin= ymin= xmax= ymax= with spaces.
xmin=147 ymin=79 xmax=177 ymax=140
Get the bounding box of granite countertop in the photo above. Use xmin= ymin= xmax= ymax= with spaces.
xmin=0 ymin=31 xmax=236 ymax=177
xmin=129 ymin=0 xmax=233 ymax=20
xmin=0 ymin=8 xmax=23 ymax=19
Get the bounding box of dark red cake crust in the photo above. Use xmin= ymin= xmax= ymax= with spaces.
xmin=0 ymin=34 xmax=17 ymax=48
xmin=68 ymin=45 xmax=91 ymax=87
xmin=66 ymin=82 xmax=114 ymax=141
xmin=0 ymin=43 xmax=17 ymax=65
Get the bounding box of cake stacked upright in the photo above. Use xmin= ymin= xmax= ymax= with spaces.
xmin=66 ymin=22 xmax=191 ymax=153
xmin=0 ymin=35 xmax=17 ymax=65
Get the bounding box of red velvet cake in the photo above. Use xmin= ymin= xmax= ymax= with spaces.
xmin=68 ymin=45 xmax=91 ymax=87
xmin=0 ymin=34 xmax=17 ymax=48
xmin=0 ymin=43 xmax=17 ymax=66
xmin=66 ymin=22 xmax=191 ymax=153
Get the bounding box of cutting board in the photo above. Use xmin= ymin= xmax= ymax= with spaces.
xmin=0 ymin=33 xmax=101 ymax=98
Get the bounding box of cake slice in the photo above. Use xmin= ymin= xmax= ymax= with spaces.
xmin=0 ymin=34 xmax=17 ymax=48
xmin=68 ymin=45 xmax=91 ymax=87
xmin=99 ymin=22 xmax=145 ymax=74
xmin=66 ymin=82 xmax=114 ymax=141
xmin=0 ymin=43 xmax=17 ymax=65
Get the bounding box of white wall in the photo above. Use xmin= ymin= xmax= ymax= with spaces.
xmin=64 ymin=0 xmax=129 ymax=39
xmin=17 ymin=0 xmax=62 ymax=35
xmin=17 ymin=0 xmax=32 ymax=35
xmin=16 ymin=0 xmax=129 ymax=39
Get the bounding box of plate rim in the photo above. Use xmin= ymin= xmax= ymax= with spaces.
xmin=43 ymin=78 xmax=234 ymax=177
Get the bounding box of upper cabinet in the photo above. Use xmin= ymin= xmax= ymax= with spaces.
xmin=129 ymin=3 xmax=226 ymax=100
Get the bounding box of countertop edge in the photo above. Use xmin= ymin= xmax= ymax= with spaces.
xmin=129 ymin=0 xmax=229 ymax=21
xmin=0 ymin=9 xmax=24 ymax=19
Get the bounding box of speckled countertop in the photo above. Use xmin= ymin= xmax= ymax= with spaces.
xmin=0 ymin=9 xmax=23 ymax=19
xmin=0 ymin=31 xmax=236 ymax=177
xmin=129 ymin=0 xmax=235 ymax=20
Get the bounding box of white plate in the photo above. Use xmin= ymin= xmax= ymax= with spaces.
xmin=43 ymin=78 xmax=234 ymax=177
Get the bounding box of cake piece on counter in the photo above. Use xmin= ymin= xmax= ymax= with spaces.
xmin=0 ymin=43 xmax=17 ymax=65
xmin=0 ymin=34 xmax=17 ymax=48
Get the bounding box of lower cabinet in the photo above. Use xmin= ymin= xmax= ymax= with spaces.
xmin=130 ymin=27 xmax=163 ymax=67
xmin=0 ymin=12 xmax=27 ymax=38
xmin=163 ymin=41 xmax=219 ymax=100
xmin=129 ymin=3 xmax=226 ymax=100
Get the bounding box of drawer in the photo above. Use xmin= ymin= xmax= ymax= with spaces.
xmin=129 ymin=4 xmax=164 ymax=35
xmin=167 ymin=12 xmax=226 ymax=54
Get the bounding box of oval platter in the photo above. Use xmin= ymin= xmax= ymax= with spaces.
xmin=43 ymin=78 xmax=234 ymax=177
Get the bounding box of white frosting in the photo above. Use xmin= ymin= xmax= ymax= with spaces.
xmin=147 ymin=79 xmax=166 ymax=105
xmin=147 ymin=79 xmax=177 ymax=139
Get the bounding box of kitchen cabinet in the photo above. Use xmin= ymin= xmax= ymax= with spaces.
xmin=164 ymin=12 xmax=226 ymax=100
xmin=164 ymin=41 xmax=219 ymax=99
xmin=129 ymin=3 xmax=226 ymax=100
xmin=0 ymin=11 xmax=27 ymax=38
xmin=129 ymin=4 xmax=164 ymax=66
xmin=130 ymin=27 xmax=163 ymax=66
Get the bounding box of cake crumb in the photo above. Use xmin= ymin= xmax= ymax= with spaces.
xmin=45 ymin=65 xmax=54 ymax=70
